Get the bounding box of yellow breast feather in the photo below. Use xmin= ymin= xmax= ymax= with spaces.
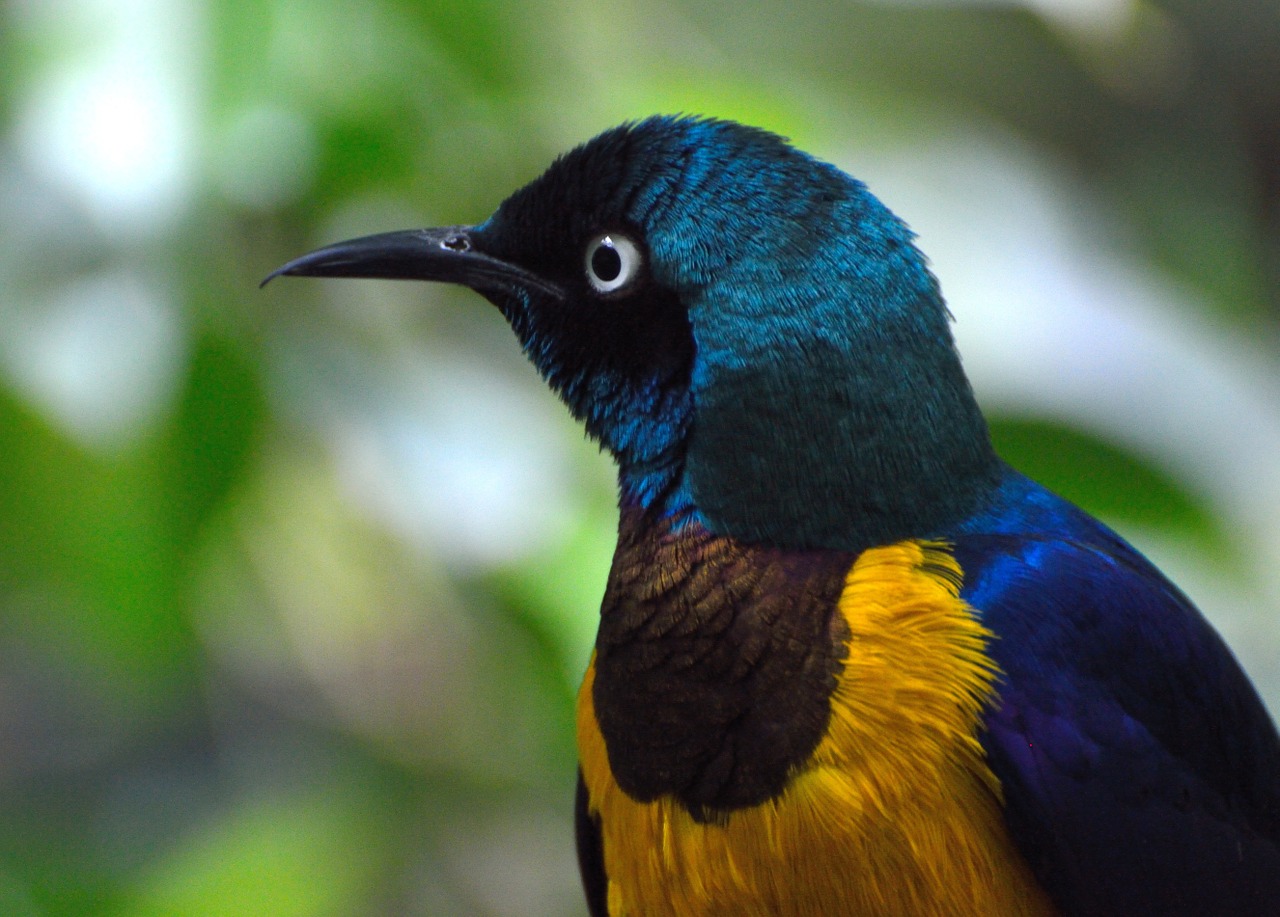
xmin=576 ymin=540 xmax=1056 ymax=916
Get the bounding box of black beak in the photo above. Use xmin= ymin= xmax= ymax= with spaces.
xmin=261 ymin=226 xmax=563 ymax=300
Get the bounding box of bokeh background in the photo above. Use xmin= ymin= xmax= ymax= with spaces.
xmin=3 ymin=0 xmax=1280 ymax=914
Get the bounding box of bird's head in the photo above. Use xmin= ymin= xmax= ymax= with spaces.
xmin=267 ymin=116 xmax=999 ymax=550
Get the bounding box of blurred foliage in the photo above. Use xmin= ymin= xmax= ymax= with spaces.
xmin=2 ymin=1 xmax=1279 ymax=914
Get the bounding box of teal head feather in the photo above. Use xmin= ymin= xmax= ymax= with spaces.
xmin=268 ymin=116 xmax=1000 ymax=551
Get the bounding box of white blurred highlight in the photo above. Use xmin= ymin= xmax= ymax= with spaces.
xmin=0 ymin=269 xmax=185 ymax=448
xmin=13 ymin=0 xmax=200 ymax=236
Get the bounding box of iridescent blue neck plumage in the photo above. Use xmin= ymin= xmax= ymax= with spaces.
xmin=482 ymin=116 xmax=1000 ymax=549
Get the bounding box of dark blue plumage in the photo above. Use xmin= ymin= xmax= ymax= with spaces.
xmin=953 ymin=469 xmax=1280 ymax=913
xmin=269 ymin=115 xmax=1280 ymax=915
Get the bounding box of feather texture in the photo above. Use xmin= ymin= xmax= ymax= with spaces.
xmin=579 ymin=535 xmax=1054 ymax=915
xmin=273 ymin=115 xmax=1280 ymax=917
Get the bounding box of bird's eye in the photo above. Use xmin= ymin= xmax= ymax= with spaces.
xmin=585 ymin=233 xmax=642 ymax=294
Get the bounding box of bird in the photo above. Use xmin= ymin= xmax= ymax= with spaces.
xmin=266 ymin=116 xmax=1280 ymax=915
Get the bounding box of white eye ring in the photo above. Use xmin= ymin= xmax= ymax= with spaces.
xmin=585 ymin=232 xmax=642 ymax=294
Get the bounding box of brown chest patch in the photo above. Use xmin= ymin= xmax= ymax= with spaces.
xmin=591 ymin=506 xmax=854 ymax=820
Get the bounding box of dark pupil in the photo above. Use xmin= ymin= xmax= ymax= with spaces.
xmin=591 ymin=243 xmax=623 ymax=282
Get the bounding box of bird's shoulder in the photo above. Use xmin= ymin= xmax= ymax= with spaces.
xmin=950 ymin=470 xmax=1280 ymax=914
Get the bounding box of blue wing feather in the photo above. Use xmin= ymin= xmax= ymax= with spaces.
xmin=953 ymin=469 xmax=1280 ymax=915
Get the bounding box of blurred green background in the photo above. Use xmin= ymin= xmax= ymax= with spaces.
xmin=3 ymin=0 xmax=1280 ymax=914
